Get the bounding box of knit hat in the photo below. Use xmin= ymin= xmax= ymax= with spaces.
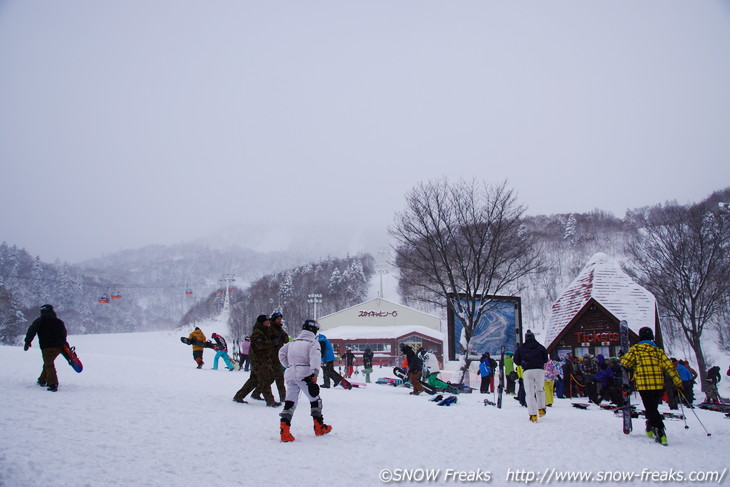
xmin=40 ymin=304 xmax=54 ymax=312
xmin=256 ymin=314 xmax=269 ymax=324
xmin=525 ymin=329 xmax=535 ymax=340
xmin=639 ymin=327 xmax=654 ymax=341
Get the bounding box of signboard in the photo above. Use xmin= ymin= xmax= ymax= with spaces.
xmin=447 ymin=295 xmax=522 ymax=361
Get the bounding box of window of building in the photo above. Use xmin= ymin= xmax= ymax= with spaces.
xmin=574 ymin=346 xmax=589 ymax=358
xmin=594 ymin=346 xmax=610 ymax=358
xmin=348 ymin=343 xmax=391 ymax=353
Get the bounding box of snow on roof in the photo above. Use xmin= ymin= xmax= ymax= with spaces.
xmin=320 ymin=325 xmax=443 ymax=341
xmin=544 ymin=253 xmax=657 ymax=349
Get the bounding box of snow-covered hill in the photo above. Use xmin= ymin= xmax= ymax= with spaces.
xmin=2 ymin=325 xmax=728 ymax=487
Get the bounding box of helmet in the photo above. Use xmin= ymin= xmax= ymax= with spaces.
xmin=302 ymin=319 xmax=319 ymax=333
xmin=639 ymin=327 xmax=654 ymax=341
xmin=271 ymin=312 xmax=283 ymax=320
xmin=256 ymin=315 xmax=269 ymax=324
xmin=40 ymin=304 xmax=54 ymax=312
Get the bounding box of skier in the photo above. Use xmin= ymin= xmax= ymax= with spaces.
xmin=673 ymin=359 xmax=694 ymax=407
xmin=211 ymin=333 xmax=235 ymax=371
xmin=278 ymin=319 xmax=332 ymax=442
xmin=513 ymin=330 xmax=548 ymax=422
xmin=23 ymin=304 xmax=68 ymax=392
xmin=400 ymin=344 xmax=424 ymax=395
xmin=188 ymin=327 xmax=207 ymax=369
xmin=362 ymin=347 xmax=374 ymax=383
xmin=621 ymin=327 xmax=682 ymax=445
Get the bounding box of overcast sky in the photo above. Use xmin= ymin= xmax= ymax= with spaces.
xmin=1 ymin=1 xmax=729 ymax=264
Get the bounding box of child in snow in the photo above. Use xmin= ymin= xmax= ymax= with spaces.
xmin=278 ymin=319 xmax=333 ymax=442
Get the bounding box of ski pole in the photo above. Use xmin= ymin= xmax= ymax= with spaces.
xmin=678 ymin=390 xmax=711 ymax=437
xmin=677 ymin=399 xmax=690 ymax=430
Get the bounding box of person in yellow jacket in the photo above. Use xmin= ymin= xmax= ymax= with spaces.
xmin=189 ymin=327 xmax=207 ymax=369
xmin=621 ymin=327 xmax=682 ymax=445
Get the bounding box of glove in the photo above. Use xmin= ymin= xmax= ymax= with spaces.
xmin=303 ymin=374 xmax=320 ymax=397
xmin=23 ymin=343 xmax=30 ymax=351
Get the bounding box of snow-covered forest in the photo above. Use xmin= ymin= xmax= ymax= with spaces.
xmin=1 ymin=187 xmax=728 ymax=365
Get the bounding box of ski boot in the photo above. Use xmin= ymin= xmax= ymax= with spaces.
xmin=538 ymin=408 xmax=546 ymax=417
xmin=655 ymin=427 xmax=668 ymax=446
xmin=47 ymin=384 xmax=58 ymax=392
xmin=313 ymin=418 xmax=332 ymax=436
xmin=280 ymin=421 xmax=295 ymax=442
xmin=529 ymin=415 xmax=538 ymax=423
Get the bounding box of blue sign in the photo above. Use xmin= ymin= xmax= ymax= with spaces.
xmin=448 ymin=296 xmax=520 ymax=359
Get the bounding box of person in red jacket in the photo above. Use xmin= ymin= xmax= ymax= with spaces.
xmin=24 ymin=304 xmax=68 ymax=392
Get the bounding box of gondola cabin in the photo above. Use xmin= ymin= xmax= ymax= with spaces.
xmin=98 ymin=295 xmax=110 ymax=304
xmin=185 ymin=289 xmax=193 ymax=296
xmin=111 ymin=291 xmax=122 ymax=300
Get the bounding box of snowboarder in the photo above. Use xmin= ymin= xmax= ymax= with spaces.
xmin=513 ymin=330 xmax=548 ymax=422
xmin=543 ymin=356 xmax=562 ymax=407
xmin=23 ymin=304 xmax=68 ymax=392
xmin=188 ymin=327 xmax=207 ymax=369
xmin=621 ymin=327 xmax=683 ymax=445
xmin=239 ymin=336 xmax=251 ymax=371
xmin=362 ymin=347 xmax=374 ymax=383
xmin=400 ymin=344 xmax=424 ymax=395
xmin=704 ymin=365 xmax=721 ymax=404
xmin=210 ymin=333 xmax=235 ymax=370
xmin=343 ymin=347 xmax=356 ymax=378
xmin=270 ymin=312 xmax=290 ymax=402
xmin=278 ymin=319 xmax=332 ymax=442
xmin=479 ymin=354 xmax=492 ymax=394
xmin=232 ymin=315 xmax=281 ymax=407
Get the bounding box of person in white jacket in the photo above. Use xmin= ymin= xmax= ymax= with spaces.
xmin=277 ymin=319 xmax=333 ymax=442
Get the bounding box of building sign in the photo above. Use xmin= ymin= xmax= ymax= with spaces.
xmin=358 ymin=310 xmax=398 ymax=318
xmin=574 ymin=332 xmax=619 ymax=344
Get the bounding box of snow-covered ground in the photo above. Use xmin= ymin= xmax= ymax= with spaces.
xmin=2 ymin=322 xmax=729 ymax=487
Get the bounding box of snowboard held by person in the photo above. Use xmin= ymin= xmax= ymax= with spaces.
xmin=24 ymin=304 xmax=68 ymax=392
xmin=620 ymin=327 xmax=682 ymax=446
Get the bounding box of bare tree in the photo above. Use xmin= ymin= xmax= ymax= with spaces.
xmin=626 ymin=204 xmax=730 ymax=390
xmin=390 ymin=178 xmax=542 ymax=383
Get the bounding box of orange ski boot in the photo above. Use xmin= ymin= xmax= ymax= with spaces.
xmin=280 ymin=421 xmax=295 ymax=442
xmin=313 ymin=418 xmax=332 ymax=436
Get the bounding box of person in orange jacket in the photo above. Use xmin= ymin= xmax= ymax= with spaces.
xmin=188 ymin=327 xmax=207 ymax=369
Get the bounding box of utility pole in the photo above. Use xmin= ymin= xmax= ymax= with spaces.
xmin=220 ymin=274 xmax=236 ymax=313
xmin=376 ymin=247 xmax=391 ymax=299
xmin=307 ymin=293 xmax=322 ymax=320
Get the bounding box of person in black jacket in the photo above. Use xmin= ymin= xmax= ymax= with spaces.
xmin=24 ymin=304 xmax=68 ymax=392
xmin=401 ymin=344 xmax=424 ymax=395
xmin=513 ymin=330 xmax=548 ymax=422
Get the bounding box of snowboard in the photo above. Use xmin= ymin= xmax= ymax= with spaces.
xmin=338 ymin=377 xmax=353 ymax=390
xmin=180 ymin=337 xmax=215 ymax=349
xmin=348 ymin=382 xmax=367 ymax=388
xmin=393 ymin=367 xmax=436 ymax=395
xmin=376 ymin=377 xmax=404 ymax=387
xmin=61 ymin=342 xmax=83 ymax=373
xmin=619 ymin=320 xmax=632 ymax=434
xmin=571 ymin=402 xmax=590 ymax=409
xmin=497 ymin=345 xmax=505 ymax=409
